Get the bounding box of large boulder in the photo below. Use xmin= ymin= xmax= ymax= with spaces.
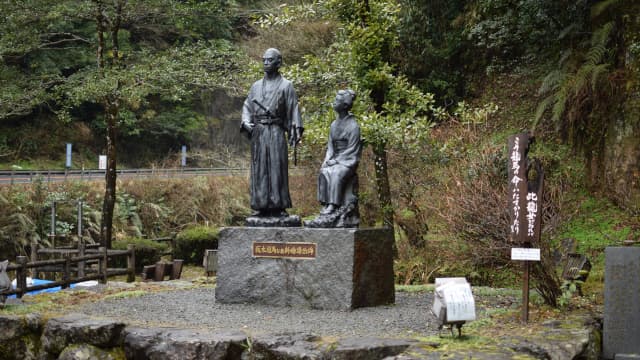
xmin=123 ymin=327 xmax=247 ymax=360
xmin=249 ymin=332 xmax=325 ymax=359
xmin=41 ymin=314 xmax=125 ymax=356
xmin=0 ymin=314 xmax=43 ymax=360
xmin=329 ymin=337 xmax=414 ymax=360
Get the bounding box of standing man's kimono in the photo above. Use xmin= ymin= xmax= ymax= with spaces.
xmin=241 ymin=73 xmax=302 ymax=215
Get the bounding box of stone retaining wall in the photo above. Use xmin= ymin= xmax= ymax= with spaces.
xmin=0 ymin=313 xmax=414 ymax=360
xmin=0 ymin=313 xmax=602 ymax=359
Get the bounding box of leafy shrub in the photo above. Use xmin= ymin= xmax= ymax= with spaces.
xmin=174 ymin=226 xmax=219 ymax=265
xmin=112 ymin=237 xmax=169 ymax=272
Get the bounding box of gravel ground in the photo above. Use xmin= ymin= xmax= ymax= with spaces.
xmin=77 ymin=286 xmax=440 ymax=338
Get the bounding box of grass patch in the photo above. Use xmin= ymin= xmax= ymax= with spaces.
xmin=556 ymin=194 xmax=638 ymax=298
xmin=472 ymin=286 xmax=520 ymax=297
xmin=395 ymin=284 xmax=434 ymax=293
xmin=103 ymin=290 xmax=148 ymax=301
xmin=559 ymin=196 xmax=634 ymax=252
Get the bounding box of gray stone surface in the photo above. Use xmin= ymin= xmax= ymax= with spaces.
xmin=250 ymin=332 xmax=325 ymax=359
xmin=615 ymin=355 xmax=640 ymax=360
xmin=604 ymin=247 xmax=640 ymax=359
xmin=215 ymin=227 xmax=394 ymax=310
xmin=123 ymin=327 xmax=247 ymax=360
xmin=80 ymin=288 xmax=435 ymax=338
xmin=330 ymin=337 xmax=414 ymax=360
xmin=41 ymin=313 xmax=125 ymax=356
xmin=0 ymin=314 xmax=42 ymax=360
xmin=246 ymin=215 xmax=302 ymax=227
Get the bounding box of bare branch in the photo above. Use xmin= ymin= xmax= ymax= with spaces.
xmin=39 ymin=32 xmax=91 ymax=49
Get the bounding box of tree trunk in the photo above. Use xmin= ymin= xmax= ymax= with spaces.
xmin=100 ymin=97 xmax=118 ymax=249
xmin=95 ymin=0 xmax=124 ymax=249
xmin=372 ymin=143 xmax=393 ymax=229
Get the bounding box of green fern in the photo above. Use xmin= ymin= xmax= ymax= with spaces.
xmin=590 ymin=63 xmax=611 ymax=92
xmin=551 ymin=84 xmax=569 ymax=124
xmin=585 ymin=22 xmax=613 ymax=65
xmin=538 ymin=69 xmax=563 ymax=95
xmin=558 ymin=49 xmax=573 ymax=67
xmin=533 ymin=17 xmax=615 ymax=136
xmin=591 ymin=0 xmax=623 ymax=19
xmin=533 ymin=95 xmax=555 ymax=130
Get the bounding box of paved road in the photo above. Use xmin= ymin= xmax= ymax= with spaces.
xmin=0 ymin=168 xmax=249 ymax=184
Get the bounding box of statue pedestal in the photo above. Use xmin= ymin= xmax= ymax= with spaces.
xmin=215 ymin=227 xmax=395 ymax=310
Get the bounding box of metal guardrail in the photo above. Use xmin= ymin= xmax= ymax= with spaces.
xmin=0 ymin=167 xmax=249 ymax=184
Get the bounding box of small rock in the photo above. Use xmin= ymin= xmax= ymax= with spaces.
xmin=58 ymin=344 xmax=119 ymax=360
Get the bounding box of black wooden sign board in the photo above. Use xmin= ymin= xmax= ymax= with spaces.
xmin=507 ymin=132 xmax=544 ymax=323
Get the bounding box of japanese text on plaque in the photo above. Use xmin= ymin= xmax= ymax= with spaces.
xmin=252 ymin=242 xmax=317 ymax=259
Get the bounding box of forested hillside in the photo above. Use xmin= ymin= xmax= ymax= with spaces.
xmin=1 ymin=0 xmax=638 ymax=305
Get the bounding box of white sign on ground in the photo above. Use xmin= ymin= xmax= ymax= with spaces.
xmin=511 ymin=248 xmax=541 ymax=261
xmin=432 ymin=278 xmax=476 ymax=323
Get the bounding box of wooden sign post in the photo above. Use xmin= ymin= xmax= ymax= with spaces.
xmin=507 ymin=133 xmax=543 ymax=323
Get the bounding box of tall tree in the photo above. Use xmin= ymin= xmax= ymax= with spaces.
xmin=256 ymin=0 xmax=442 ymax=232
xmin=1 ymin=0 xmax=249 ymax=247
xmin=94 ymin=0 xmax=123 ymax=249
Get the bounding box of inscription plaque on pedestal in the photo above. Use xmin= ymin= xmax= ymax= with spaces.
xmin=252 ymin=242 xmax=317 ymax=259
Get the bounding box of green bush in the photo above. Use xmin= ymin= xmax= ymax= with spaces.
xmin=174 ymin=226 xmax=219 ymax=265
xmin=113 ymin=237 xmax=169 ymax=272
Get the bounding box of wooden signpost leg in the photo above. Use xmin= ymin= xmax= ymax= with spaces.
xmin=522 ymin=260 xmax=529 ymax=323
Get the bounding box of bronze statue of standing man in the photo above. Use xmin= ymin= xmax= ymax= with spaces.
xmin=241 ymin=48 xmax=303 ymax=226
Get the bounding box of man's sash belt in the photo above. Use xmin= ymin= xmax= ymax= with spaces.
xmin=254 ymin=115 xmax=282 ymax=126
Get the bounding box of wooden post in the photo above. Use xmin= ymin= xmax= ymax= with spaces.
xmin=50 ymin=201 xmax=57 ymax=248
xmin=522 ymin=259 xmax=530 ymax=323
xmin=154 ymin=261 xmax=167 ymax=281
xmin=77 ymin=242 xmax=85 ymax=277
xmin=62 ymin=253 xmax=71 ymax=289
xmin=508 ymin=133 xmax=533 ymax=324
xmin=170 ymin=259 xmax=183 ymax=280
xmin=30 ymin=240 xmax=39 ymax=279
xmin=99 ymin=246 xmax=108 ymax=284
xmin=16 ymin=256 xmax=28 ymax=299
xmin=30 ymin=240 xmax=38 ymax=262
xmin=127 ymin=244 xmax=135 ymax=282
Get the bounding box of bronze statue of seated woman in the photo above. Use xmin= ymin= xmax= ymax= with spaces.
xmin=305 ymin=89 xmax=362 ymax=228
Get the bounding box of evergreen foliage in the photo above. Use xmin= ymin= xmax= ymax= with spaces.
xmin=0 ymin=0 xmax=249 ymax=161
xmin=113 ymin=237 xmax=169 ymax=271
xmin=174 ymin=225 xmax=219 ymax=265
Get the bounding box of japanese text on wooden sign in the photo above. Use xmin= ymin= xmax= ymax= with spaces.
xmin=508 ymin=133 xmax=543 ymax=245
xmin=252 ymin=242 xmax=317 ymax=259
xmin=508 ymin=134 xmax=529 ymax=244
